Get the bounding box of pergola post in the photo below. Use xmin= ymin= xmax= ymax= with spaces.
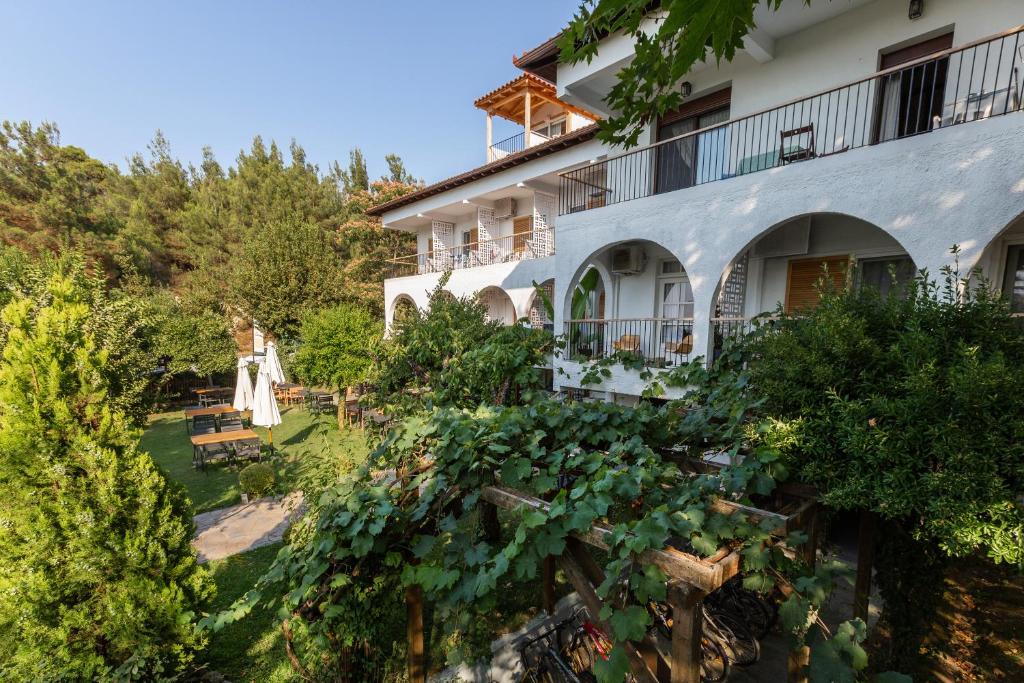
xmin=485 ymin=113 xmax=493 ymax=160
xmin=523 ymin=88 xmax=532 ymax=146
xmin=406 ymin=585 xmax=426 ymax=683
xmin=667 ymin=581 xmax=704 ymax=683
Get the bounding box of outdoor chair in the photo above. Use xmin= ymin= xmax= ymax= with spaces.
xmin=662 ymin=336 xmax=694 ymax=366
xmin=312 ymin=393 xmax=335 ymax=415
xmin=200 ymin=443 xmax=232 ymax=470
xmin=287 ymin=386 xmax=307 ymax=407
xmin=190 ymin=415 xmax=217 ymax=436
xmin=219 ymin=412 xmax=244 ymax=432
xmin=233 ymin=439 xmax=261 ymax=463
xmin=343 ymin=386 xmax=362 ymax=427
xmin=779 ymin=125 xmax=816 ymax=164
xmin=612 ymin=334 xmax=641 ymax=353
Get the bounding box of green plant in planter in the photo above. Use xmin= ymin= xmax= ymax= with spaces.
xmin=239 ymin=463 xmax=275 ymax=500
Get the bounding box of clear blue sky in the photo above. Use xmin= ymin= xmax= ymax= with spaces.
xmin=1 ymin=0 xmax=579 ymax=184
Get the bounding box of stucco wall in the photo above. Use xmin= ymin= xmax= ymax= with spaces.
xmin=552 ymin=113 xmax=1024 ymax=393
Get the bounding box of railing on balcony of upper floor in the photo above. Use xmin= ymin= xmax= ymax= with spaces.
xmin=559 ymin=26 xmax=1024 ymax=215
xmin=384 ymin=231 xmax=555 ymax=279
xmin=564 ymin=318 xmax=695 ymax=367
xmin=488 ymin=130 xmax=552 ymax=162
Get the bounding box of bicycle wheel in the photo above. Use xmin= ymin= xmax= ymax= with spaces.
xmin=700 ymin=636 xmax=730 ymax=683
xmin=709 ymin=608 xmax=760 ymax=666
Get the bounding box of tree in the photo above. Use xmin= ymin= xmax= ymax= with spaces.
xmin=743 ymin=261 xmax=1024 ymax=673
xmin=336 ymin=147 xmax=369 ymax=195
xmin=227 ymin=217 xmax=345 ymax=338
xmin=382 ymin=153 xmax=420 ymax=186
xmin=0 ymin=274 xmax=213 ymax=679
xmin=560 ymin=1 xmax=791 ymax=146
xmin=293 ymin=303 xmax=381 ymax=389
xmin=147 ymin=288 xmax=238 ymax=379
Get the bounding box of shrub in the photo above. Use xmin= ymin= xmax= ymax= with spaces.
xmin=0 ymin=274 xmax=213 ymax=679
xmin=239 ymin=463 xmax=276 ymax=499
xmin=292 ymin=303 xmax=381 ymax=391
xmin=743 ymin=258 xmax=1024 ymax=672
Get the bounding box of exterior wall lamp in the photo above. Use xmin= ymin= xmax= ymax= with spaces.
xmin=908 ymin=0 xmax=924 ymax=20
xmin=680 ymin=81 xmax=693 ymax=98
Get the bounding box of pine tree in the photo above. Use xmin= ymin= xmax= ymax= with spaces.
xmin=0 ymin=275 xmax=213 ymax=680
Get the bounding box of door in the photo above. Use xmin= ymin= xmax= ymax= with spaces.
xmin=1002 ymin=245 xmax=1024 ymax=314
xmin=785 ymin=256 xmax=850 ymax=313
xmin=513 ymin=216 xmax=532 ymax=255
xmin=876 ymin=32 xmax=953 ymax=142
xmin=658 ymin=260 xmax=695 ymax=354
xmin=656 ymin=88 xmax=731 ymax=194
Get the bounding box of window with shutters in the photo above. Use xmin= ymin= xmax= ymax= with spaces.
xmin=785 ymin=256 xmax=849 ymax=313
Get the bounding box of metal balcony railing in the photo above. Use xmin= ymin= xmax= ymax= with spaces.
xmin=385 ymin=231 xmax=555 ymax=279
xmin=564 ymin=318 xmax=695 ymax=367
xmin=560 ymin=26 xmax=1024 ymax=215
xmin=488 ymin=131 xmax=554 ymax=162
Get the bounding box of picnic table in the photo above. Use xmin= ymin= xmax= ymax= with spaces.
xmin=183 ymin=404 xmax=251 ymax=434
xmin=193 ymin=386 xmax=233 ymax=406
xmin=190 ymin=429 xmax=261 ymax=469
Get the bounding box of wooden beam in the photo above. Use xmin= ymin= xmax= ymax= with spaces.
xmin=668 ymin=582 xmax=704 ymax=683
xmin=523 ymin=88 xmax=532 ymax=145
xmin=406 ymin=585 xmax=426 ymax=683
xmin=529 ymin=88 xmax=600 ymax=122
xmin=853 ymin=509 xmax=875 ymax=622
xmin=558 ymin=547 xmax=661 ymax=683
xmin=481 ymin=486 xmax=723 ymax=592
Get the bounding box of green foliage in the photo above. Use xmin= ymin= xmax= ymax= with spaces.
xmin=559 ymin=1 xmax=796 ymax=146
xmin=0 ymin=274 xmax=212 ymax=680
xmin=368 ymin=279 xmax=553 ymax=415
xmin=293 ymin=303 xmax=382 ymax=390
xmin=209 ymin=358 xmax=883 ymax=681
xmin=239 ymin=463 xmax=276 ymax=498
xmin=146 ymin=287 xmax=238 ymax=378
xmin=742 ymin=257 xmax=1024 ymax=672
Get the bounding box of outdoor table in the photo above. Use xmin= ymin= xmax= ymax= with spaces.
xmin=194 ymin=386 xmax=232 ymax=407
xmin=190 ymin=429 xmax=261 ymax=469
xmin=183 ymin=404 xmax=251 ymax=433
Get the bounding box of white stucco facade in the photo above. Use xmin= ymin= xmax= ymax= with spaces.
xmin=379 ymin=1 xmax=1024 ymax=400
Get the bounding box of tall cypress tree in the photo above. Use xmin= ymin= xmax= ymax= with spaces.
xmin=0 ymin=275 xmax=213 ymax=679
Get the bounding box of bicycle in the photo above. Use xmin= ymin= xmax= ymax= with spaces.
xmin=517 ymin=613 xmax=596 ymax=683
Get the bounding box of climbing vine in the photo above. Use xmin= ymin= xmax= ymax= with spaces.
xmin=204 ymin=353 xmax=906 ymax=682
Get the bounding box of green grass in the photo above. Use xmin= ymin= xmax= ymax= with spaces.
xmin=142 ymin=406 xmax=368 ymax=513
xmin=202 ymin=543 xmax=295 ymax=682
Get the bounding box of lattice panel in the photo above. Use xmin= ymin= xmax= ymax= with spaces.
xmin=431 ymin=220 xmax=454 ymax=257
xmin=532 ymin=192 xmax=556 ymax=256
xmin=476 ymin=208 xmax=496 ymax=242
xmin=717 ymin=253 xmax=748 ymax=318
xmin=529 ymin=280 xmax=554 ymax=329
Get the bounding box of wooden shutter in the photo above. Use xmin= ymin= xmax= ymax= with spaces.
xmin=513 ymin=216 xmax=532 ymax=253
xmin=659 ymin=86 xmax=733 ymax=128
xmin=785 ymin=256 xmax=849 ymax=313
xmin=880 ymin=32 xmax=953 ymax=69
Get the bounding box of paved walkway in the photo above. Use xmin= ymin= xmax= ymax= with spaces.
xmin=192 ymin=492 xmax=304 ymax=563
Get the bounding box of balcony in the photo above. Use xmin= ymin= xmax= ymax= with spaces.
xmin=385 ymin=231 xmax=555 ymax=279
xmin=487 ymin=130 xmax=552 ymax=162
xmin=564 ymin=318 xmax=695 ymax=367
xmin=560 ymin=27 xmax=1024 ymax=215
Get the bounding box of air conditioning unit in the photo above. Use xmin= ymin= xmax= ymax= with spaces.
xmin=611 ymin=246 xmax=646 ymax=275
xmin=495 ymin=197 xmax=517 ymax=219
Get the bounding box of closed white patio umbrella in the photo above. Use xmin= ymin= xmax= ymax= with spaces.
xmin=265 ymin=341 xmax=286 ymax=385
xmin=252 ymin=361 xmax=282 ymax=450
xmin=232 ymin=357 xmax=255 ymax=412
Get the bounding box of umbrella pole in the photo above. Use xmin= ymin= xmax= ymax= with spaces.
xmin=268 ymin=427 xmax=274 ymax=454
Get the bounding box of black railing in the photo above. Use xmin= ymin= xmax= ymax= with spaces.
xmin=488 ymin=132 xmax=525 ymax=161
xmin=560 ymin=27 xmax=1024 ymax=215
xmin=564 ymin=318 xmax=694 ymax=367
xmin=384 ymin=231 xmax=555 ymax=279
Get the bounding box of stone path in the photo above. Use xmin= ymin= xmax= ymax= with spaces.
xmin=192 ymin=491 xmax=304 ymax=563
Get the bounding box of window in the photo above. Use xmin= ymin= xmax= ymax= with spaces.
xmin=858 ymin=256 xmax=916 ymax=298
xmin=532 ymin=117 xmax=567 ymax=139
xmin=656 ymin=87 xmax=732 ymax=194
xmin=1002 ymin=245 xmax=1024 ymax=314
xmin=658 ymin=260 xmax=694 ymax=319
xmin=876 ymin=32 xmax=954 ymax=142
xmin=785 ymin=256 xmax=849 ymax=313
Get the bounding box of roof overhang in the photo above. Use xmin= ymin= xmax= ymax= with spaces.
xmin=473 ymin=73 xmax=596 ymax=125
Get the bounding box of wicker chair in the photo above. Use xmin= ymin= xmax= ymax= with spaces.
xmin=233 ymin=439 xmax=261 ymax=463
xmin=219 ymin=411 xmax=244 ymax=432
xmin=191 ymin=415 xmax=217 ymax=436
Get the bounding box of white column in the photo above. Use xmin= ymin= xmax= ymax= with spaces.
xmin=486 ymin=113 xmax=493 ymax=161
xmin=523 ymin=89 xmax=532 ymax=147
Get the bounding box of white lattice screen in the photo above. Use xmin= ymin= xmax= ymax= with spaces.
xmin=716 ymin=253 xmax=748 ymax=318
xmin=529 ymin=280 xmax=555 ymax=329
xmin=431 ymin=220 xmax=454 ymax=257
xmin=532 ymin=192 xmax=556 ymax=256
xmin=476 ymin=208 xmax=496 ymax=242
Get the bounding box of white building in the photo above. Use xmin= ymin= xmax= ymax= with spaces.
xmin=370 ymin=0 xmax=1024 ymax=403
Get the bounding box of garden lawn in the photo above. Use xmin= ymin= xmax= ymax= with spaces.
xmin=203 ymin=543 xmax=294 ymax=682
xmin=142 ymin=406 xmax=368 ymax=513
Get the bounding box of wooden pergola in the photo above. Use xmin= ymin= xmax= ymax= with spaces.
xmin=404 ymin=479 xmax=822 ymax=683
xmin=474 ymin=73 xmax=597 ymax=151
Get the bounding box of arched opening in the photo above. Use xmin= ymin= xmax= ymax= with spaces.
xmin=477 ymin=286 xmax=517 ymax=326
xmin=709 ymin=213 xmax=918 ymax=357
xmin=564 ymin=240 xmax=693 ymax=366
xmin=528 ymin=279 xmax=555 ymax=332
xmin=391 ymin=295 xmax=417 ymax=324
xmin=976 ymin=211 xmax=1024 ymax=315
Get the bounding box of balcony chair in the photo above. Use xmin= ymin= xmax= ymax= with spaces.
xmin=612 ymin=334 xmax=641 ymax=353
xmin=779 ymin=125 xmax=816 ymax=164
xmin=662 ymin=336 xmax=694 ymax=366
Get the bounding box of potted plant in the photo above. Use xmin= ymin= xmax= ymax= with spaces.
xmin=238 ymin=463 xmax=275 ymax=503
